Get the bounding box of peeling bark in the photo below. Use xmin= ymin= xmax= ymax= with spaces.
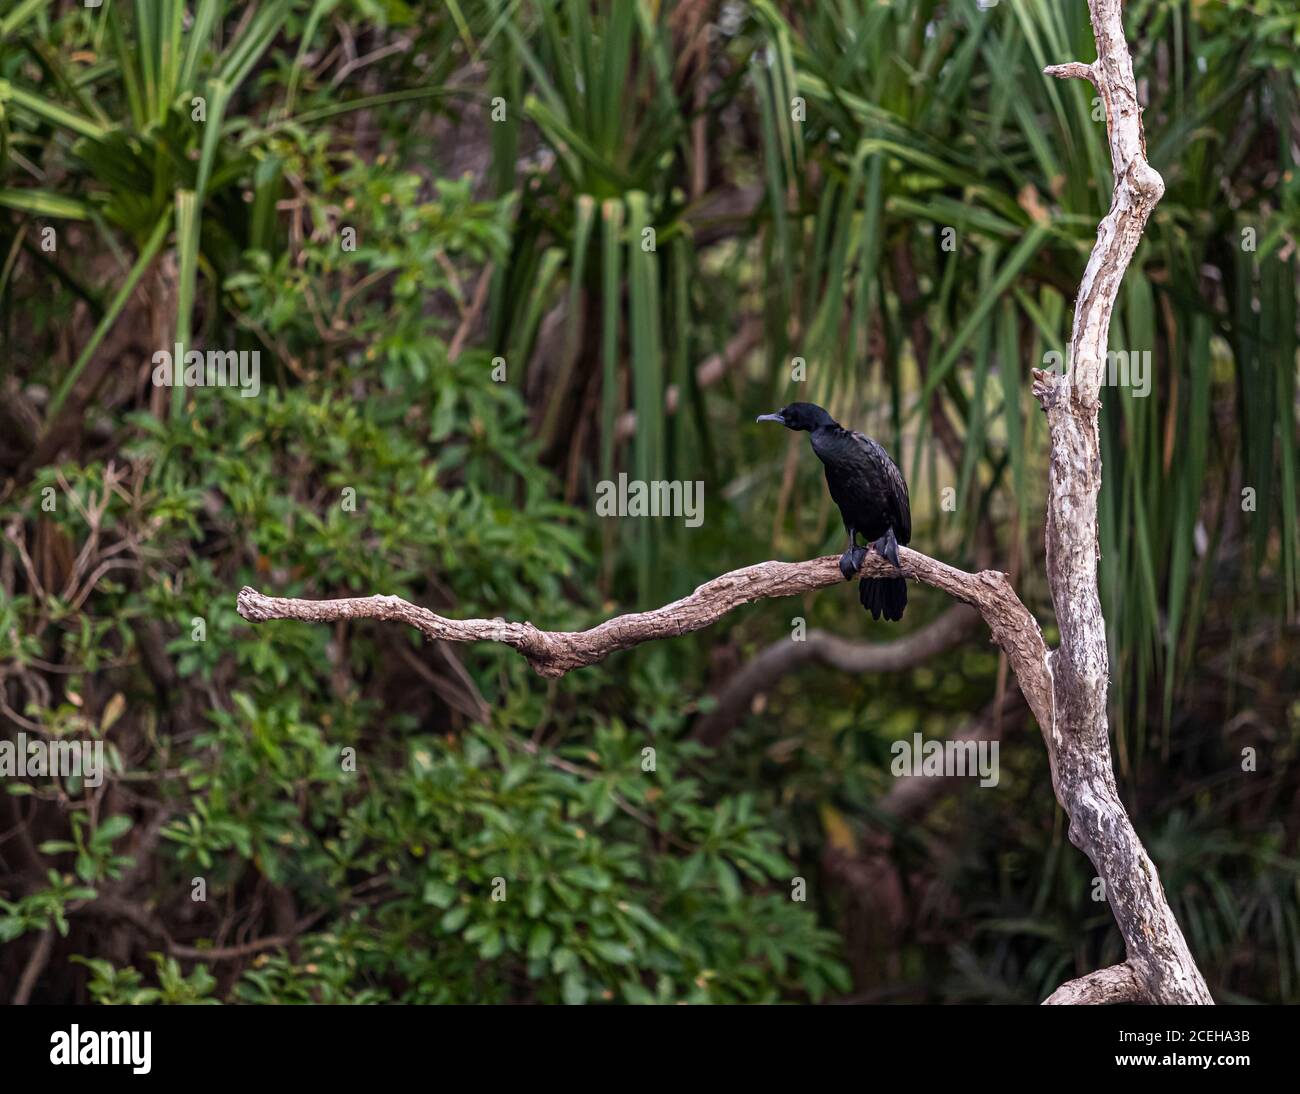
xmin=1043 ymin=963 xmax=1144 ymax=1005
xmin=1036 ymin=0 xmax=1212 ymax=1005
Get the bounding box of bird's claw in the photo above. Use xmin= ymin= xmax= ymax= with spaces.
xmin=839 ymin=545 xmax=868 ymax=581
xmin=872 ymin=531 xmax=901 ymax=569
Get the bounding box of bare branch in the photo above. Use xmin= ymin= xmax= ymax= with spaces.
xmin=13 ymin=926 xmax=54 ymax=1005
xmin=692 ymin=604 xmax=980 ymax=746
xmin=81 ymin=895 xmax=331 ymax=962
xmin=1042 ymin=963 xmax=1145 ymax=1005
xmin=1043 ymin=61 xmax=1096 ymax=84
xmin=239 ymin=547 xmax=1053 ymax=727
xmin=878 ymin=685 xmax=1024 ymax=821
xmin=447 ymin=264 xmax=493 ymax=363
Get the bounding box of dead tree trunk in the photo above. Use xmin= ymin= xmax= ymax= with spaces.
xmin=1035 ymin=0 xmax=1211 ymax=1005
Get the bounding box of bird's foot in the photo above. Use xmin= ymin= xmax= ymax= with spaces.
xmin=872 ymin=530 xmax=901 ymax=569
xmin=839 ymin=545 xmax=868 ymax=581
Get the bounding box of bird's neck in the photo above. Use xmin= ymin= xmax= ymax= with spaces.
xmin=809 ymin=421 xmax=848 ymax=459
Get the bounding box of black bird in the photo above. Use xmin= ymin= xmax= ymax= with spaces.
xmin=757 ymin=402 xmax=911 ymax=621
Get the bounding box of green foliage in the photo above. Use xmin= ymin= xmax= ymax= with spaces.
xmin=39 ymin=813 xmax=135 ymax=884
xmin=0 ymin=0 xmax=1295 ymax=1006
xmin=75 ymin=953 xmax=220 ymax=1005
xmin=0 ymin=872 xmax=98 ymax=943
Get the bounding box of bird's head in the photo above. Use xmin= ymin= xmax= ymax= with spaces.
xmin=756 ymin=402 xmax=834 ymax=432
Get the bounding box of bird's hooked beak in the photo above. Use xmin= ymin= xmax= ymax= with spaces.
xmin=756 ymin=412 xmax=785 ymax=425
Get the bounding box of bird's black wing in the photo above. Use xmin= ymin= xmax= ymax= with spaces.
xmin=850 ymin=431 xmax=911 ymax=545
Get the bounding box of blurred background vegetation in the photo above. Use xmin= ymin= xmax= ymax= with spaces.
xmin=0 ymin=0 xmax=1296 ymax=1004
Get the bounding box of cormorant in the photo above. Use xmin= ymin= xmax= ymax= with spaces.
xmin=757 ymin=402 xmax=911 ymax=621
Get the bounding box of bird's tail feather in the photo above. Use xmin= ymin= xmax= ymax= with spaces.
xmin=859 ymin=576 xmax=907 ymax=622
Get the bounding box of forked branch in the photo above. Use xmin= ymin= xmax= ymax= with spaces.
xmin=238 ymin=0 xmax=1212 ymax=1007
